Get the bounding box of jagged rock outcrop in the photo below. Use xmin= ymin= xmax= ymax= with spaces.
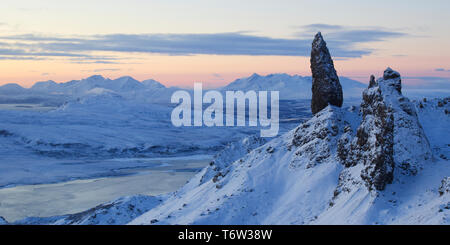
xmin=290 ymin=106 xmax=353 ymax=169
xmin=341 ymin=74 xmax=395 ymax=191
xmin=378 ymin=68 xmax=432 ymax=176
xmin=310 ymin=32 xmax=343 ymax=114
xmin=439 ymin=177 xmax=450 ymax=196
xmin=340 ymin=68 xmax=433 ymax=191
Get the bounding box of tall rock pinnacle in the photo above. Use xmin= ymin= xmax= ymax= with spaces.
xmin=310 ymin=32 xmax=343 ymax=114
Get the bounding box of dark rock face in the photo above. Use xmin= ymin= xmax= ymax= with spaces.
xmin=0 ymin=216 xmax=7 ymax=225
xmin=359 ymin=90 xmax=395 ymax=191
xmin=439 ymin=177 xmax=450 ymax=196
xmin=310 ymin=32 xmax=343 ymax=114
xmin=339 ymin=68 xmax=432 ymax=191
xmin=383 ymin=67 xmax=402 ymax=93
xmin=377 ymin=68 xmax=432 ymax=176
xmin=383 ymin=67 xmax=401 ymax=80
xmin=369 ymin=75 xmax=377 ymax=88
xmin=341 ymin=75 xmax=395 ymax=191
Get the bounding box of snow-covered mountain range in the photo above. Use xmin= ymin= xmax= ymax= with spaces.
xmin=1 ymin=72 xmax=445 ymax=107
xmin=0 ymin=73 xmax=366 ymax=105
xmin=221 ymin=73 xmax=366 ymax=99
xmin=0 ymin=75 xmax=179 ymax=105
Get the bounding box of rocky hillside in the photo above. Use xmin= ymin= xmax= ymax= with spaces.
xmin=128 ymin=68 xmax=449 ymax=225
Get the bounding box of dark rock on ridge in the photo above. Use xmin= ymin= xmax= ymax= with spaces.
xmin=339 ymin=68 xmax=432 ymax=191
xmin=0 ymin=216 xmax=7 ymax=225
xmin=342 ymin=74 xmax=395 ymax=191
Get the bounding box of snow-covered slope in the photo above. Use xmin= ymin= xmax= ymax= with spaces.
xmin=10 ymin=135 xmax=268 ymax=225
xmin=15 ymin=195 xmax=163 ymax=225
xmin=129 ymin=106 xmax=360 ymax=225
xmin=126 ymin=70 xmax=449 ymax=225
xmin=0 ymin=94 xmax=260 ymax=162
xmin=415 ymin=97 xmax=450 ymax=159
xmin=11 ymin=100 xmax=449 ymax=225
xmin=221 ymin=73 xmax=366 ymax=100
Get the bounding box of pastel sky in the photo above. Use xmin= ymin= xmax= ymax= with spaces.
xmin=0 ymin=0 xmax=449 ymax=88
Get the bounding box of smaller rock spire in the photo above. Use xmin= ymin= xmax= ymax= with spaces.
xmin=383 ymin=67 xmax=400 ymax=80
xmin=382 ymin=67 xmax=402 ymax=94
xmin=369 ymin=75 xmax=377 ymax=88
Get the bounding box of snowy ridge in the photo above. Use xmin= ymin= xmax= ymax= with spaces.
xmin=414 ymin=97 xmax=450 ymax=159
xmin=15 ymin=195 xmax=164 ymax=225
xmin=196 ymin=135 xmax=268 ymax=186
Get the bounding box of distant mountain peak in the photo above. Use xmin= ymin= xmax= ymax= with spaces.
xmin=0 ymin=83 xmax=24 ymax=89
xmin=0 ymin=83 xmax=26 ymax=94
xmin=142 ymin=79 xmax=166 ymax=89
xmin=115 ymin=75 xmax=138 ymax=81
xmin=30 ymin=80 xmax=58 ymax=90
xmin=85 ymin=75 xmax=106 ymax=81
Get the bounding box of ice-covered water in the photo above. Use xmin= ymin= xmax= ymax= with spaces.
xmin=0 ymin=103 xmax=56 ymax=112
xmin=0 ymin=155 xmax=212 ymax=222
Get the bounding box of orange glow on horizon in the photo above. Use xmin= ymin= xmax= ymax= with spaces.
xmin=1 ymin=54 xmax=449 ymax=88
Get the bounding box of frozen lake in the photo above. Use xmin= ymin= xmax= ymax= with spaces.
xmin=0 ymin=103 xmax=56 ymax=112
xmin=0 ymin=155 xmax=212 ymax=222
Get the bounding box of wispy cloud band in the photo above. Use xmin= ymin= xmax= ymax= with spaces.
xmin=0 ymin=24 xmax=406 ymax=62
